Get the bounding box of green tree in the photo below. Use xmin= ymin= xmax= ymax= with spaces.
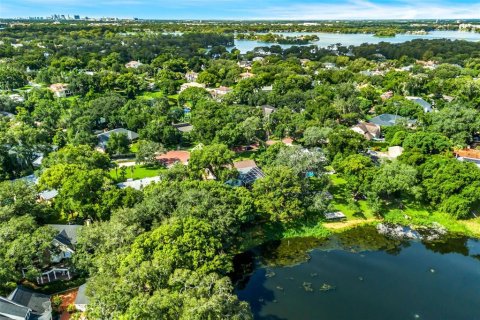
xmin=253 ymin=165 xmax=304 ymax=222
xmin=43 ymin=145 xmax=111 ymax=170
xmin=302 ymin=126 xmax=332 ymax=147
xmin=0 ymin=65 xmax=27 ymax=90
xmin=135 ymin=140 xmax=165 ymax=167
xmin=326 ymin=128 xmax=367 ymax=160
xmin=402 ymin=131 xmax=452 ymax=155
xmin=188 ymin=144 xmax=235 ymax=181
xmin=107 ymin=132 xmax=130 ymax=155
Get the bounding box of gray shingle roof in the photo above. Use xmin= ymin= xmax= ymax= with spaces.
xmin=369 ymin=114 xmax=406 ymax=127
xmin=48 ymin=224 xmax=82 ymax=247
xmin=97 ymin=128 xmax=139 ymax=147
xmin=8 ymin=287 xmax=49 ymax=315
xmin=5 ymin=286 xmax=51 ymax=319
xmin=0 ymin=296 xmax=30 ymax=319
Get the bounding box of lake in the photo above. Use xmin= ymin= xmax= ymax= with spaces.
xmin=234 ymin=225 xmax=480 ymax=320
xmin=231 ymin=31 xmax=480 ymax=53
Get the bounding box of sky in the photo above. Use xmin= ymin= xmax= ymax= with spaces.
xmin=1 ymin=0 xmax=480 ymax=20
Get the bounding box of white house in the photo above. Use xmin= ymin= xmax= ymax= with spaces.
xmin=48 ymin=224 xmax=82 ymax=263
xmin=180 ymin=82 xmax=206 ymax=92
xmin=49 ymin=83 xmax=71 ymax=98
xmin=125 ymin=60 xmax=142 ymax=69
xmin=117 ymin=176 xmax=161 ymax=190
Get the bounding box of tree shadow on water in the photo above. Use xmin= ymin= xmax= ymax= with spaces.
xmin=232 ymin=251 xmax=287 ymax=320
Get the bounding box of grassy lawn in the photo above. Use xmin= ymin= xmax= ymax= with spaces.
xmin=328 ymin=173 xmax=480 ymax=237
xmin=239 ymin=173 xmax=480 ymax=252
xmin=110 ymin=164 xmax=165 ymax=182
xmin=329 ymin=174 xmax=376 ymax=220
xmin=139 ymin=91 xmax=164 ymax=99
xmin=233 ymin=149 xmax=263 ymax=161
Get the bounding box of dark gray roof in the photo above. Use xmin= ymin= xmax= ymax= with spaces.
xmin=48 ymin=224 xmax=82 ymax=247
xmin=0 ymin=297 xmax=30 ymax=319
xmin=97 ymin=128 xmax=139 ymax=147
xmin=173 ymin=123 xmax=194 ymax=133
xmin=7 ymin=286 xmax=51 ymax=318
xmin=74 ymin=284 xmax=88 ymax=305
xmin=369 ymin=114 xmax=407 ymax=127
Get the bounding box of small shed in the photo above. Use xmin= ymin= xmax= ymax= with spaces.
xmin=324 ymin=211 xmax=347 ymax=221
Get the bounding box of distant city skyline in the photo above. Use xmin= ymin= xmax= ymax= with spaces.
xmin=1 ymin=0 xmax=480 ymax=20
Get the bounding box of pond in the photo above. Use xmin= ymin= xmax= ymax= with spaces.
xmin=230 ymin=31 xmax=480 ymax=53
xmin=234 ymin=225 xmax=480 ymax=320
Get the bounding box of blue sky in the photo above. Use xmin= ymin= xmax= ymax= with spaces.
xmin=1 ymin=0 xmax=479 ymax=19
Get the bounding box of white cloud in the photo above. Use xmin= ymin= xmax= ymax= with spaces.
xmin=241 ymin=0 xmax=480 ymax=20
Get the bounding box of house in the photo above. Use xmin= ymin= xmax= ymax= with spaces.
xmin=387 ymin=146 xmax=404 ymax=158
xmin=376 ymin=146 xmax=404 ymax=160
xmin=300 ymin=59 xmax=311 ymax=66
xmin=369 ymin=114 xmax=414 ymax=127
xmin=117 ymin=176 xmax=161 ymax=190
xmin=8 ymin=94 xmax=25 ymax=103
xmin=442 ymin=95 xmax=455 ymax=103
xmin=97 ymin=128 xmax=139 ymax=151
xmin=48 ymin=83 xmax=71 ymax=98
xmin=265 ymin=138 xmax=294 ymax=147
xmin=261 ymin=85 xmax=273 ymax=92
xmin=454 ymin=148 xmax=480 ymax=168
xmin=380 ymin=91 xmax=393 ymax=101
xmin=259 ymin=105 xmax=276 ymax=118
xmin=74 ymin=284 xmax=89 ymax=312
xmin=351 ymin=122 xmax=381 ymax=141
xmin=252 ymin=56 xmax=265 ymax=62
xmin=38 ymin=189 xmax=58 ymax=202
xmin=48 ymin=224 xmax=82 ymax=262
xmin=231 ymin=159 xmax=265 ymax=186
xmin=173 ymin=123 xmax=194 ymax=133
xmin=0 ymin=286 xmax=52 ymax=320
xmin=281 ymin=137 xmax=294 ymax=146
xmin=125 ymin=60 xmax=142 ymax=69
xmin=179 ymin=82 xmax=206 ymax=92
xmin=237 ymin=60 xmax=252 ymax=69
xmin=32 ymin=155 xmax=43 ymax=167
xmin=185 ymin=71 xmax=199 ymax=83
xmin=416 ymin=60 xmax=438 ymax=70
xmin=156 ymin=150 xmax=190 ymax=166
xmin=406 ymin=96 xmax=432 ymax=113
xmin=360 ymin=70 xmax=385 ymax=77
xmin=0 ymin=111 xmax=15 ymax=119
xmin=239 ymin=72 xmax=255 ymax=80
xmin=209 ymin=86 xmax=232 ymax=99
xmin=323 ymin=62 xmax=337 ymax=70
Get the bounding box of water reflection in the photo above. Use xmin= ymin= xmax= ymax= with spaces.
xmin=231 ymin=30 xmax=480 ymax=53
xmin=234 ymin=226 xmax=480 ymax=320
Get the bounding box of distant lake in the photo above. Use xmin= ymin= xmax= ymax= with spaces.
xmin=234 ymin=225 xmax=480 ymax=320
xmin=231 ymin=31 xmax=480 ymax=53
